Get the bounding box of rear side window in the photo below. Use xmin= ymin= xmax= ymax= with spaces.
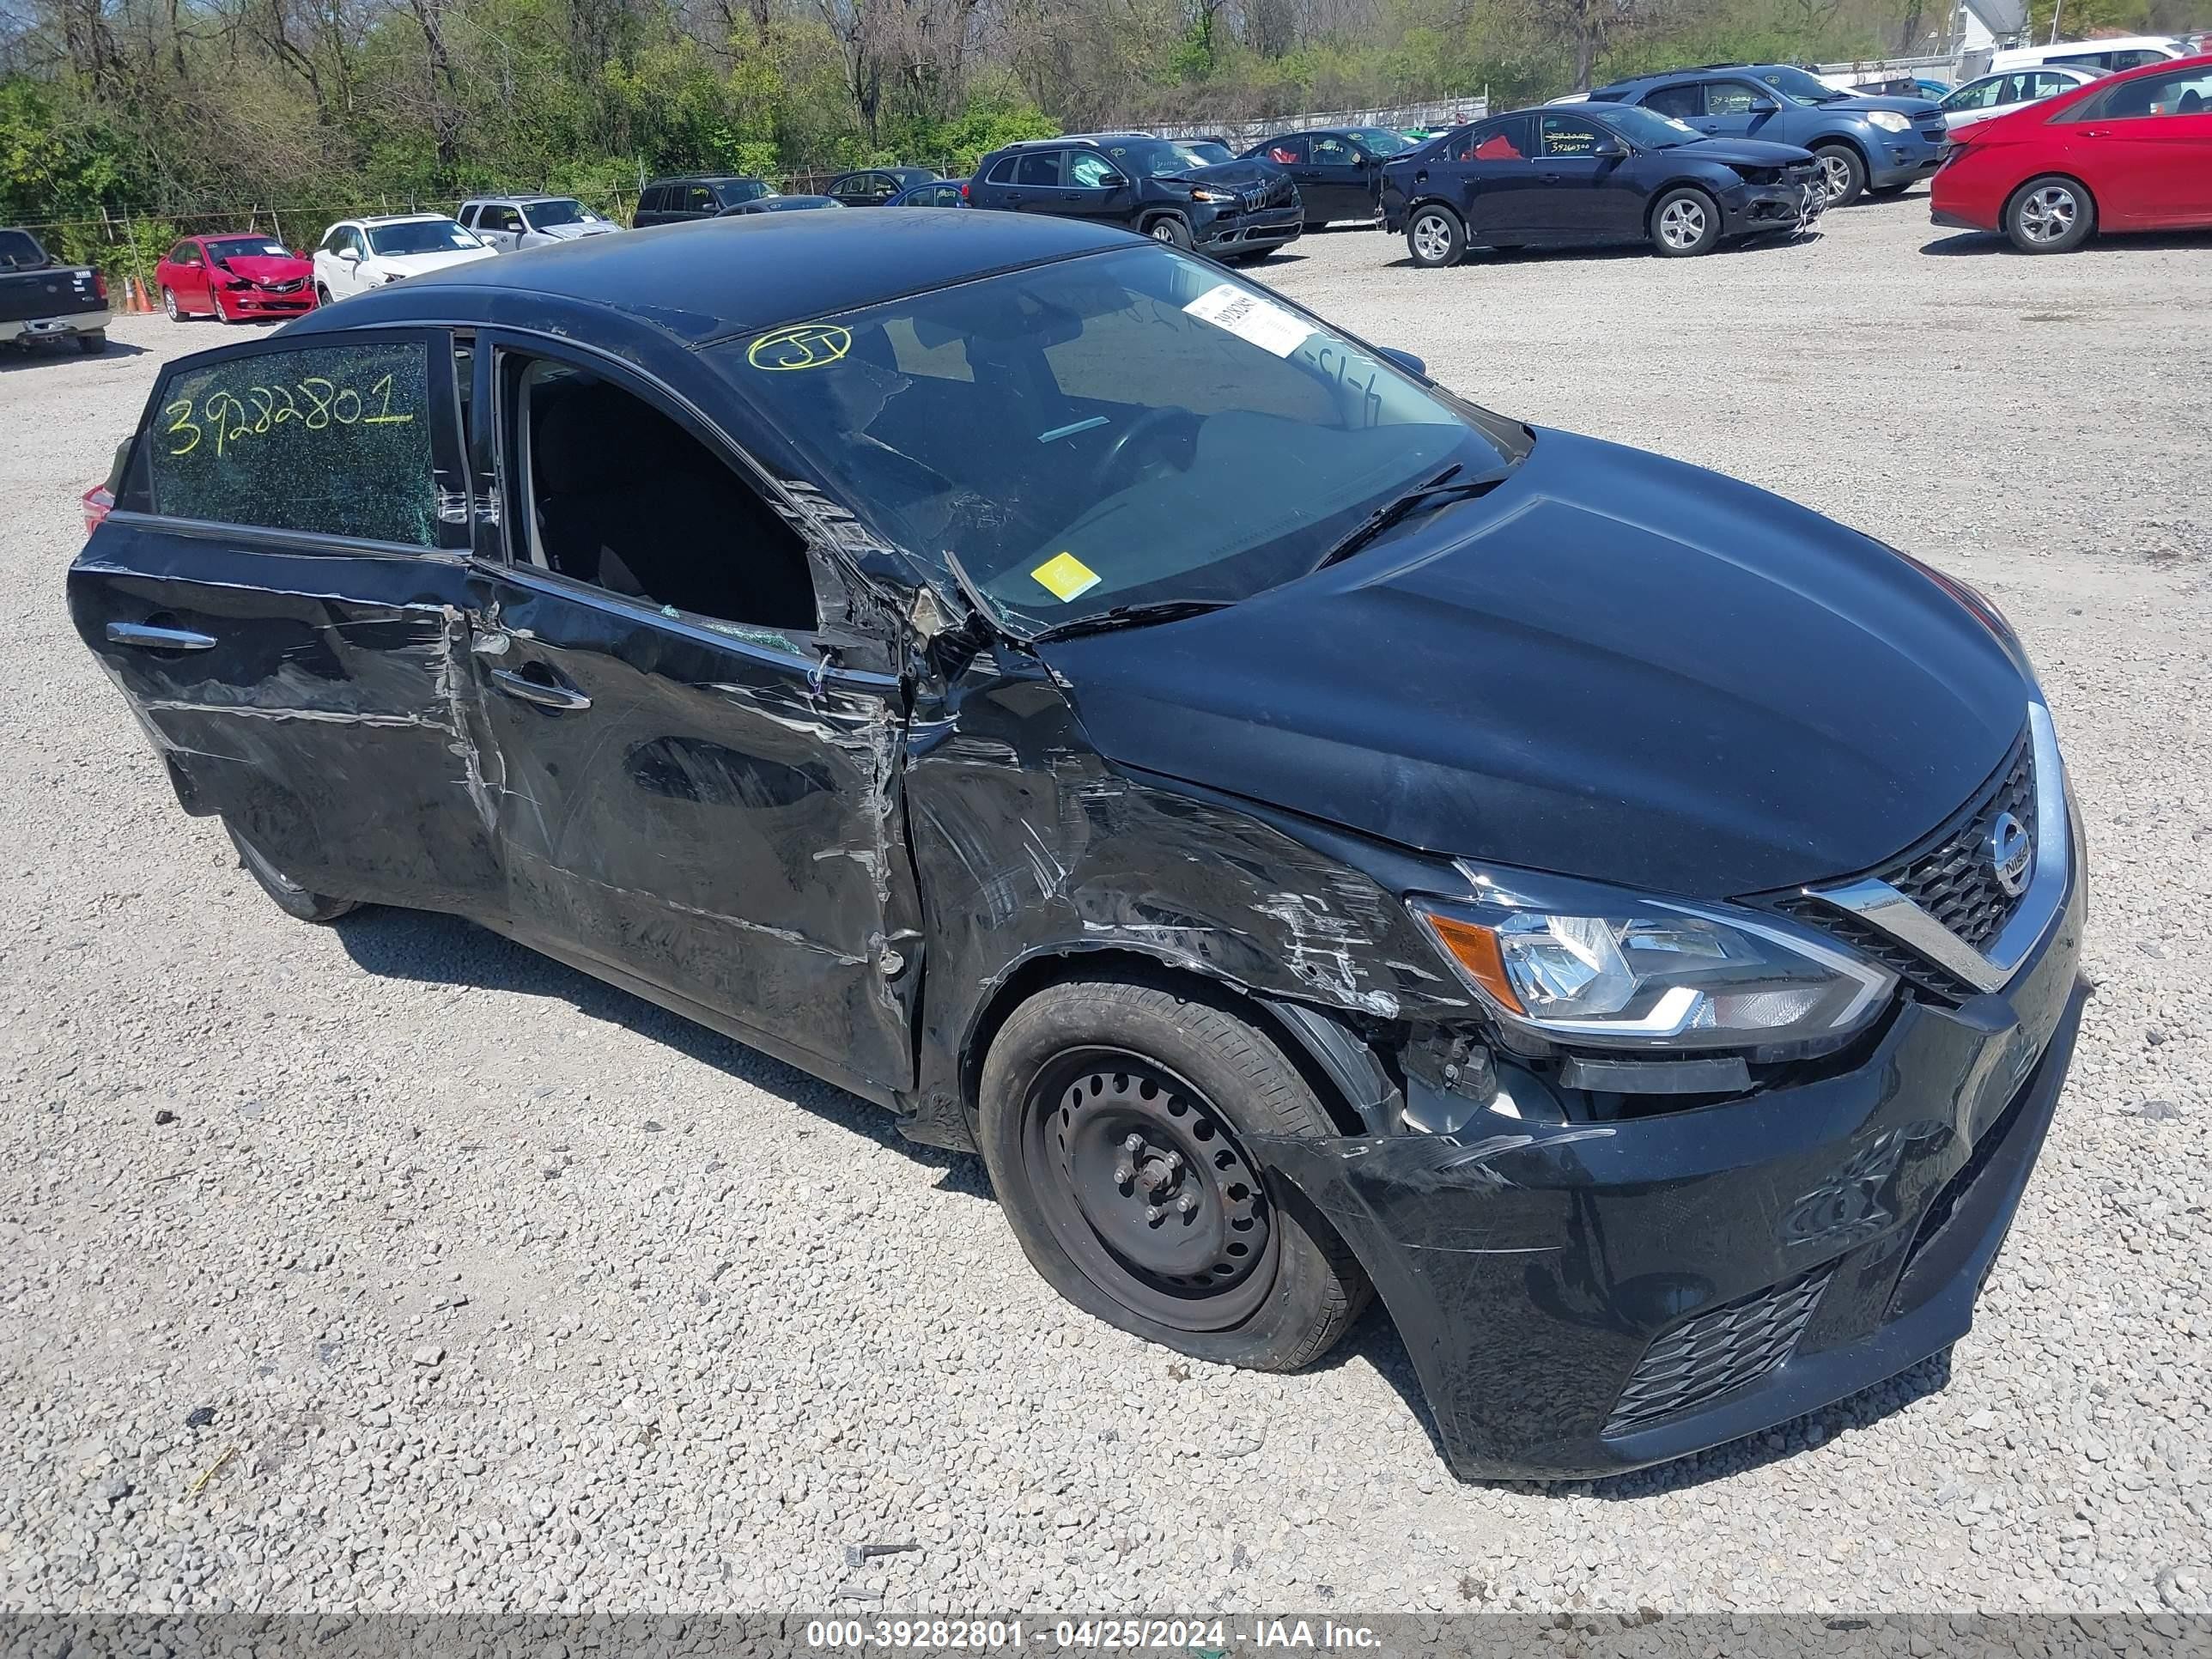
xmin=1264 ymin=136 xmax=1308 ymax=163
xmin=1644 ymin=82 xmax=1703 ymax=118
xmin=146 ymin=340 xmax=441 ymax=546
xmin=984 ymin=155 xmax=1018 ymax=184
xmin=1016 ymin=151 xmax=1062 ymax=186
xmin=638 ymin=185 xmax=665 ymax=212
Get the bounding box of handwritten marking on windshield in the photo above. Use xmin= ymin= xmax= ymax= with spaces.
xmin=748 ymin=324 xmax=853 ymax=371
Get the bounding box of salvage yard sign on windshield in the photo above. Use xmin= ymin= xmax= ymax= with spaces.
xmin=1182 ymin=283 xmax=1315 ymax=357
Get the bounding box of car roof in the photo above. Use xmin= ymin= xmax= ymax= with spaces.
xmin=1596 ymin=63 xmax=1779 ymax=91
xmin=348 ymin=212 xmax=455 ymax=226
xmin=289 ymin=210 xmax=1139 ymax=345
xmin=645 ymin=173 xmax=765 ymax=185
xmin=464 ymin=194 xmax=572 ymax=204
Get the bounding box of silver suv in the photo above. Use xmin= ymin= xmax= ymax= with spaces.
xmin=457 ymin=196 xmax=617 ymax=252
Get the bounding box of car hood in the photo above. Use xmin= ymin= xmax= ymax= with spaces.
xmin=536 ymin=221 xmax=616 ymax=240
xmin=1669 ymin=137 xmax=1818 ymax=167
xmin=366 ymin=247 xmax=495 ymax=276
xmin=211 ymin=253 xmax=313 ymax=283
xmin=1168 ymin=160 xmax=1284 ymax=189
xmin=1036 ymin=429 xmax=2033 ymax=900
xmin=1826 ymin=91 xmax=1942 ymax=115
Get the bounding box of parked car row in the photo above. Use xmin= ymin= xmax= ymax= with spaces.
xmin=114 ymin=36 xmax=2212 ymax=342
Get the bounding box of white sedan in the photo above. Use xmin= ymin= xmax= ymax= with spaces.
xmin=312 ymin=214 xmax=496 ymax=303
xmin=1938 ymin=64 xmax=2104 ymax=131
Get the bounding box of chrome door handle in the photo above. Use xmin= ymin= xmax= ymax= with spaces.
xmin=491 ymin=666 xmax=591 ymax=712
xmin=107 ymin=621 xmax=216 ymax=652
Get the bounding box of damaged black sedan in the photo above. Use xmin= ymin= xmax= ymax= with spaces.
xmin=70 ymin=210 xmax=2086 ymax=1480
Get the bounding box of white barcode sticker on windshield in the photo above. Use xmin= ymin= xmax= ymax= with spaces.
xmin=1182 ymin=283 xmax=1313 ymax=357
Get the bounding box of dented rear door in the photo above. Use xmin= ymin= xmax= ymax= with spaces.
xmin=67 ymin=327 xmax=502 ymax=912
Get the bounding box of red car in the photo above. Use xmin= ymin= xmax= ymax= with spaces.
xmin=1932 ymin=52 xmax=2212 ymax=251
xmin=155 ymin=233 xmax=319 ymax=323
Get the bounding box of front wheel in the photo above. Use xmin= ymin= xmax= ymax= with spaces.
xmin=1650 ymin=188 xmax=1720 ymax=257
xmin=313 ymin=283 xmax=332 ymax=306
xmin=1406 ymin=204 xmax=1466 ymax=269
xmin=977 ymin=978 xmax=1370 ymax=1371
xmin=2006 ymin=175 xmax=2096 ymax=253
xmin=1146 ymin=215 xmax=1193 ymax=248
xmin=1813 ymin=144 xmax=1868 ymax=208
xmin=225 ymin=822 xmax=358 ymax=923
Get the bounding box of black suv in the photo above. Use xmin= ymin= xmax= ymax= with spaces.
xmin=633 ymin=175 xmax=775 ymax=226
xmin=968 ymin=134 xmax=1301 ymax=261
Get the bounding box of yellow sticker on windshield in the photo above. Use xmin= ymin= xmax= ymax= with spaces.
xmin=747 ymin=324 xmax=852 ymax=371
xmin=1031 ymin=551 xmax=1102 ymax=603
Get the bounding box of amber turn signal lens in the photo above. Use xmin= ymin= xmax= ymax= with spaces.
xmin=1419 ymin=911 xmax=1526 ymax=1015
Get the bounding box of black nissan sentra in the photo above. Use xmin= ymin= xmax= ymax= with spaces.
xmin=70 ymin=211 xmax=2086 ymax=1480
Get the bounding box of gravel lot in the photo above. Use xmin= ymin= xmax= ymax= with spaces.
xmin=3 ymin=200 xmax=2208 ymax=1619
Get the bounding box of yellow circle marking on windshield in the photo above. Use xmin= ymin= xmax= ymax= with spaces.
xmin=748 ymin=325 xmax=853 ymax=371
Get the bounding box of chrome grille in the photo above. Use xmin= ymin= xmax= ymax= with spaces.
xmin=262 ymin=277 xmax=307 ymax=294
xmin=1880 ymin=725 xmax=2035 ymax=952
xmin=1604 ymin=1267 xmax=1833 ymax=1436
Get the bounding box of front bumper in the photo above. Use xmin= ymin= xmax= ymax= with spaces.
xmin=1194 ymin=204 xmax=1303 ymax=255
xmin=1869 ymin=133 xmax=1946 ymax=189
xmin=1 ymin=307 xmax=109 ymax=343
xmin=1723 ymin=179 xmax=1827 ymax=237
xmin=1253 ymin=856 xmax=2086 ymax=1481
xmin=218 ymin=288 xmax=316 ymax=319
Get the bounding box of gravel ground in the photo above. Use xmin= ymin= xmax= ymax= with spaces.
xmin=2 ymin=199 xmax=2207 ymax=1619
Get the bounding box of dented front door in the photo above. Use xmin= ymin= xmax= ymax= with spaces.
xmin=66 ymin=325 xmax=503 ymax=912
xmin=469 ymin=569 xmax=919 ymax=1096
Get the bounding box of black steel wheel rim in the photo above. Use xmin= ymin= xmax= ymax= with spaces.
xmin=1022 ymin=1048 xmax=1278 ymax=1330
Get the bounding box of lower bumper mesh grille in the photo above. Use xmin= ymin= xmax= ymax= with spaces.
xmin=1604 ymin=1266 xmax=1834 ymax=1436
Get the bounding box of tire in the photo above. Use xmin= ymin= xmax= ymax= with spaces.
xmin=76 ymin=331 xmax=106 ymax=354
xmin=977 ymin=977 xmax=1371 ymax=1372
xmin=1145 ymin=215 xmax=1193 ymax=248
xmin=161 ymin=285 xmax=182 ymax=321
xmin=1812 ymin=143 xmax=1868 ymax=208
xmin=1867 ymin=180 xmax=1911 ymax=198
xmin=314 ymin=283 xmax=332 ymax=306
xmin=2005 ymin=175 xmax=2096 ymax=253
xmin=1405 ymin=204 xmax=1466 ymax=269
xmin=1650 ymin=187 xmax=1721 ymax=257
xmin=1303 ymin=220 xmax=1327 ymax=233
xmin=225 ymin=821 xmax=357 ymax=923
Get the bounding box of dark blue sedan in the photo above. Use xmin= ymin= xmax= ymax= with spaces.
xmin=1381 ymin=102 xmax=1824 ymax=264
xmin=888 ymin=178 xmax=969 ymax=207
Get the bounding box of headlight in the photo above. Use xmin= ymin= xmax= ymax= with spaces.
xmin=1868 ymin=110 xmax=1911 ymax=132
xmin=1411 ymin=881 xmax=1894 ymax=1054
xmin=1188 ymin=186 xmax=1237 ymax=203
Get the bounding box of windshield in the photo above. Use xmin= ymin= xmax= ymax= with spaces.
xmin=1601 ymin=105 xmax=1702 ymax=147
xmin=1352 ymin=127 xmax=1414 ymax=155
xmin=0 ymin=228 xmax=49 ymax=269
xmin=369 ymin=219 xmax=483 ymax=255
xmin=1184 ymin=141 xmax=1233 ymax=164
xmin=720 ymin=179 xmax=774 ymax=204
xmin=206 ymin=235 xmax=289 ymax=259
xmin=525 ymin=198 xmax=596 ymax=228
xmin=1758 ymin=64 xmax=1849 ymax=104
xmin=1102 ymin=139 xmax=1231 ymax=177
xmin=720 ymin=245 xmax=1528 ymax=634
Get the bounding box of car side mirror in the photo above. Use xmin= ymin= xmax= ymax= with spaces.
xmin=338 ymin=246 xmax=360 ymax=262
xmin=1750 ymin=96 xmax=1781 ymax=114
xmin=1376 ymin=346 xmax=1427 ymax=378
xmin=1589 ymin=135 xmax=1626 ymax=158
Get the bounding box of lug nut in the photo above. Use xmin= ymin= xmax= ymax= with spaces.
xmin=1176 ymin=1194 xmax=1197 ymax=1216
xmin=1144 ymin=1205 xmax=1164 ymax=1224
xmin=1124 ymin=1133 xmax=1144 ymax=1154
xmin=1114 ymin=1164 xmax=1133 ymax=1185
xmin=1166 ymin=1152 xmax=1182 ymax=1171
